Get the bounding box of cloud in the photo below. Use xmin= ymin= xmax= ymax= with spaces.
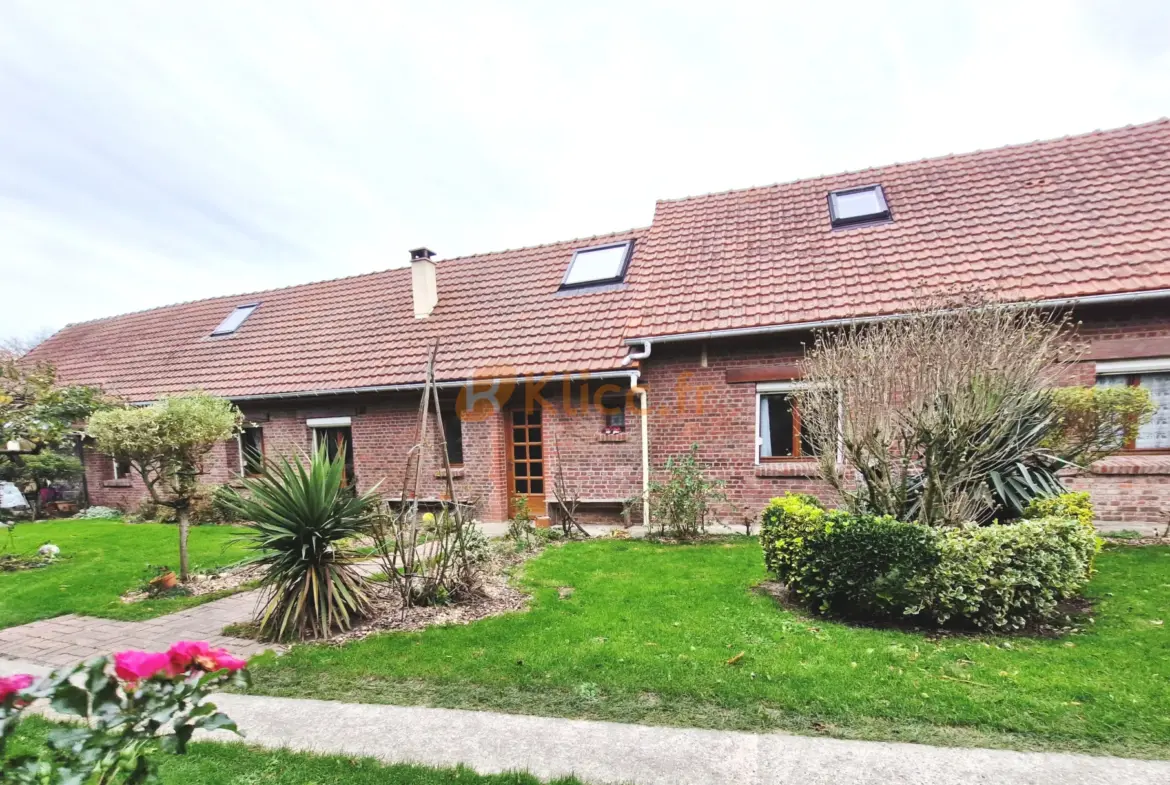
xmin=0 ymin=0 xmax=1167 ymax=344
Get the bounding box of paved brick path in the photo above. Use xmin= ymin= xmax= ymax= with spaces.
xmin=0 ymin=590 xmax=275 ymax=666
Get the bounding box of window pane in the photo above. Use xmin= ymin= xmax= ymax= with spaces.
xmin=442 ymin=411 xmax=463 ymax=465
xmin=530 ymin=479 xmax=544 ymax=494
xmin=211 ymin=304 xmax=259 ymax=336
xmin=761 ymin=394 xmax=796 ymax=457
xmin=513 ymin=445 xmax=526 ymax=460
xmin=529 ymin=427 xmax=541 ymax=443
xmin=529 ymin=444 xmax=543 ymax=460
xmin=516 ymin=463 xmax=528 ymax=477
xmin=515 ymin=479 xmax=529 ymax=494
xmin=512 ymin=410 xmax=526 ymax=426
xmin=1136 ymin=372 xmax=1170 ymax=449
xmin=530 ymin=461 xmax=543 ymax=478
xmin=513 ymin=428 xmax=526 ymax=444
xmin=563 ymin=243 xmax=630 ymax=286
xmin=242 ymin=427 xmax=264 ymax=474
xmin=832 ymin=189 xmax=884 ymax=220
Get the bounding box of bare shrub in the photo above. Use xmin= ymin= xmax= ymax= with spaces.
xmin=797 ymin=295 xmax=1080 ymax=527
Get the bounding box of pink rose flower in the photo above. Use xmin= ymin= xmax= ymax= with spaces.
xmin=166 ymin=641 xmax=247 ymax=674
xmin=114 ymin=650 xmax=176 ymax=684
xmin=0 ymin=673 xmax=35 ymax=703
xmin=167 ymin=640 xmax=214 ymax=672
xmin=210 ymin=651 xmax=247 ymax=672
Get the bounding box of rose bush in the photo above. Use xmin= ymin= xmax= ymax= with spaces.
xmin=1 ymin=641 xmax=247 ymax=784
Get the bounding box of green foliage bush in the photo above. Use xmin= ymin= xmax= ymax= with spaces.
xmin=800 ymin=513 xmax=940 ymax=618
xmin=759 ymin=493 xmax=1100 ymax=631
xmin=648 ymin=444 xmax=726 ymax=538
xmin=1024 ymin=491 xmax=1094 ymax=529
xmin=928 ymin=517 xmax=1100 ymax=631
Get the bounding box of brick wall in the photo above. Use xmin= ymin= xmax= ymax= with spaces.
xmin=83 ymin=384 xmax=645 ymax=524
xmin=639 ymin=303 xmax=1170 ymax=528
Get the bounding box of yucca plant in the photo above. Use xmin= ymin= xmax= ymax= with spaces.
xmin=223 ymin=445 xmax=379 ymax=640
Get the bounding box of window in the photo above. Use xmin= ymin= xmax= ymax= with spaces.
xmin=757 ymin=390 xmax=815 ymax=460
xmin=112 ymin=457 xmax=132 ymax=480
xmin=560 ymin=241 xmax=633 ymax=289
xmin=441 ymin=409 xmax=464 ymax=466
xmin=828 ymin=185 xmax=890 ymax=228
xmin=238 ymin=426 xmax=265 ymax=476
xmin=211 ymin=303 xmax=259 ymax=336
xmin=602 ymin=394 xmax=626 ymax=433
xmin=1096 ymin=366 xmax=1170 ymax=449
xmin=308 ymin=418 xmax=355 ymax=484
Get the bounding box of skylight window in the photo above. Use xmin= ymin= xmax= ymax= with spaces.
xmin=828 ymin=185 xmax=891 ymax=228
xmin=561 ymin=241 xmax=633 ymax=289
xmin=211 ymin=303 xmax=259 ymax=336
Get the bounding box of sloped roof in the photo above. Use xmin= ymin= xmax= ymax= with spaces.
xmin=625 ymin=118 xmax=1170 ymax=338
xmin=27 ymin=119 xmax=1170 ymax=402
xmin=27 ymin=229 xmax=643 ymax=402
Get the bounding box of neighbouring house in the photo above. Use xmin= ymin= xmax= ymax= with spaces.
xmin=25 ymin=119 xmax=1170 ymax=530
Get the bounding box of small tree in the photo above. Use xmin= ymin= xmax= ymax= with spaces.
xmin=12 ymin=452 xmax=84 ymax=519
xmin=88 ymin=392 xmax=241 ymax=580
xmin=1 ymin=360 xmax=108 ymax=518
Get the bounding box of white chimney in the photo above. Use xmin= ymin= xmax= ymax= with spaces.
xmin=410 ymin=247 xmax=438 ymax=318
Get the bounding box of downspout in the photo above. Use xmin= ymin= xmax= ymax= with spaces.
xmin=623 ymin=341 xmax=653 ymax=526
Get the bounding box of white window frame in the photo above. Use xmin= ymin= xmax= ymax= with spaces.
xmin=112 ymin=457 xmax=129 ymax=480
xmin=755 ymin=382 xmax=844 ymax=465
xmin=237 ymin=426 xmax=264 ymax=477
xmin=1095 ymin=358 xmax=1170 ymax=375
xmin=307 ymin=417 xmax=352 ymax=451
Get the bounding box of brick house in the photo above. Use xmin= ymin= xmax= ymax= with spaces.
xmin=26 ymin=120 xmax=1170 ymax=529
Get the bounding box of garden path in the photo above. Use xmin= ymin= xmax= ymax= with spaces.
xmin=0 ymin=590 xmax=273 ymax=666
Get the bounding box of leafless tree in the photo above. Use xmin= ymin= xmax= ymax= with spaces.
xmin=0 ymin=329 xmax=53 ymax=360
xmin=796 ymin=294 xmax=1080 ymax=527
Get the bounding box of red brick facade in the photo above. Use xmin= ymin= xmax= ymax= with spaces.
xmin=84 ymin=383 xmax=645 ymax=524
xmin=81 ymin=303 xmax=1170 ymax=530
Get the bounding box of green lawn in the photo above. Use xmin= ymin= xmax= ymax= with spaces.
xmin=0 ymin=520 xmax=249 ymax=629
xmin=9 ymin=717 xmax=583 ymax=785
xmin=248 ymin=538 xmax=1170 ymax=758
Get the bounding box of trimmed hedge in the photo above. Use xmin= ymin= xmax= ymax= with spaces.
xmin=759 ymin=492 xmax=1101 ymax=631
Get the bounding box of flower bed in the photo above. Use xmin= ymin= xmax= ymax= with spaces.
xmin=760 ymin=493 xmax=1101 ymax=631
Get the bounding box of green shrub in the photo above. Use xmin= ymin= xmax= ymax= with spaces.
xmin=799 ymin=513 xmax=939 ymax=618
xmin=927 ymin=517 xmax=1100 ymax=631
xmin=648 ymin=445 xmax=726 ymax=538
xmin=1024 ymin=491 xmax=1094 ymax=530
xmin=761 ymin=495 xmax=1100 ymax=631
xmin=759 ymin=493 xmax=826 ymax=579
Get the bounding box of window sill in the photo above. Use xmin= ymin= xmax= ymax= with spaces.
xmin=597 ymin=431 xmax=628 ymax=443
xmin=755 ymin=460 xmax=821 ymax=478
xmin=435 ymin=466 xmax=465 ymax=480
xmin=1088 ymin=455 xmax=1170 ymax=476
xmin=101 ymin=479 xmax=133 ymax=488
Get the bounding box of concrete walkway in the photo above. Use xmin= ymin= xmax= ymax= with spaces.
xmin=2 ymin=658 xmax=1166 ymax=785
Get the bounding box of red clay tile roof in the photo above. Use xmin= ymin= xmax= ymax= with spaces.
xmin=27 ymin=119 xmax=1170 ymax=401
xmin=625 ymin=118 xmax=1170 ymax=339
xmin=27 ymin=229 xmax=644 ymax=402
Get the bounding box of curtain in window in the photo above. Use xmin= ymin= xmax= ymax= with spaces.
xmin=759 ymin=396 xmax=773 ymax=457
xmin=1137 ymin=372 xmax=1170 ymax=449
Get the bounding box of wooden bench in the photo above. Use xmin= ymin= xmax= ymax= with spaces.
xmin=546 ymin=497 xmax=632 ymax=528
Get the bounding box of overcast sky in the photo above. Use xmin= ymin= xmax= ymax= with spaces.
xmin=1 ymin=0 xmax=1168 ymax=344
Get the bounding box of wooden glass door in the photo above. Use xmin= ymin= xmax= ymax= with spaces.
xmin=507 ymin=408 xmax=544 ymax=517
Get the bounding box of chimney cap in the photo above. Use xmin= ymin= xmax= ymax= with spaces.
xmin=410 ymin=247 xmax=436 ymax=261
